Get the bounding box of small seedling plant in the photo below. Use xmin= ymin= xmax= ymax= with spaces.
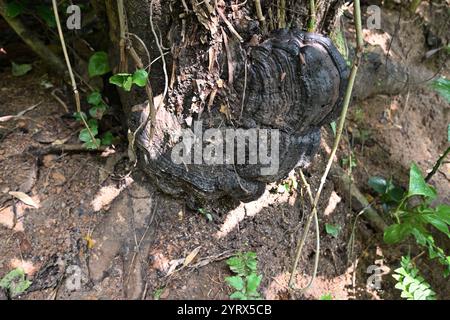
xmin=0 ymin=268 xmax=32 ymax=298
xmin=74 ymin=52 xmax=117 ymax=149
xmin=225 ymin=252 xmax=262 ymax=300
xmin=369 ymin=163 xmax=450 ymax=278
xmin=393 ymin=256 xmax=436 ymax=300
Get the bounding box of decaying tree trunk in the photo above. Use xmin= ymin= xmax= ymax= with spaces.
xmin=101 ymin=0 xmax=347 ymax=207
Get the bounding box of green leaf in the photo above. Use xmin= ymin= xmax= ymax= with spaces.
xmin=384 ymin=223 xmax=412 ymax=244
xmin=109 ymin=73 xmax=130 ymax=87
xmin=225 ymin=276 xmax=244 ymax=291
xmin=11 ymin=62 xmax=32 ymax=76
xmin=368 ymin=176 xmax=388 ymax=194
xmin=87 ymin=119 xmax=99 ymax=130
xmin=89 ymin=104 xmax=107 ymax=120
xmin=0 ymin=268 xmax=31 ymax=296
xmin=101 ymin=131 xmax=114 ymax=146
xmin=320 ymin=293 xmax=333 ymax=300
xmin=325 ymin=223 xmax=341 ymax=238
xmin=109 ymin=73 xmax=134 ymax=91
xmin=5 ymin=1 xmax=25 ymax=18
xmin=87 ymin=91 xmax=102 ymax=106
xmin=123 ymin=76 xmax=133 ymax=91
xmin=431 ymin=77 xmax=450 ymax=104
xmin=229 ymin=291 xmax=247 ymax=300
xmin=330 ymin=121 xmax=337 ymax=136
xmin=246 ymin=273 xmax=262 ymax=293
xmin=227 ymin=257 xmax=246 ymax=276
xmin=83 ymin=138 xmax=101 ymax=150
xmin=408 ymin=163 xmax=437 ymax=199
xmin=0 ymin=268 xmax=24 ymax=289
xmin=79 ymin=127 xmax=98 ymax=143
xmin=10 ymin=279 xmax=31 ymax=296
xmin=386 ymin=186 xmax=405 ymax=203
xmin=36 ymin=5 xmax=56 ymax=28
xmin=73 ymin=112 xmax=87 ymax=122
xmin=421 ymin=214 xmax=449 ymax=235
xmin=435 ymin=205 xmax=450 ymax=225
xmin=132 ymin=69 xmax=149 ymax=87
xmin=88 ymin=52 xmax=110 ymax=77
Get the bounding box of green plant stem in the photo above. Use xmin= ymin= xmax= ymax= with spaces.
xmin=296 ymin=169 xmax=320 ymax=292
xmin=51 ymin=0 xmax=98 ymax=148
xmin=307 ymin=0 xmax=316 ymax=32
xmin=254 ymin=0 xmax=266 ymax=30
xmin=288 ymin=0 xmax=365 ymax=289
xmin=278 ymin=0 xmax=286 ymax=29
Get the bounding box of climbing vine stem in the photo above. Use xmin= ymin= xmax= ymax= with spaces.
xmin=307 ymin=0 xmax=316 ymax=32
xmin=288 ymin=0 xmax=365 ymax=290
xmin=51 ymin=0 xmax=99 ymax=148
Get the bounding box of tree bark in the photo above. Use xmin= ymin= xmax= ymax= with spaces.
xmin=103 ymin=0 xmax=347 ymax=206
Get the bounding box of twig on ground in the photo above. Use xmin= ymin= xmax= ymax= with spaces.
xmin=51 ymin=89 xmax=69 ymax=113
xmin=0 ymin=102 xmax=42 ymax=122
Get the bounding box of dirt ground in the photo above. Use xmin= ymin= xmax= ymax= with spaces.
xmin=0 ymin=5 xmax=449 ymax=300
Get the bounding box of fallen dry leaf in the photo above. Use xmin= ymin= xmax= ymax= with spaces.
xmin=9 ymin=191 xmax=39 ymax=208
xmin=183 ymin=246 xmax=202 ymax=267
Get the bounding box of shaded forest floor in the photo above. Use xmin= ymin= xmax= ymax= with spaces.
xmin=0 ymin=6 xmax=449 ymax=300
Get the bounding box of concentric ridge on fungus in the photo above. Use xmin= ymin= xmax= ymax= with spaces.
xmin=130 ymin=29 xmax=349 ymax=206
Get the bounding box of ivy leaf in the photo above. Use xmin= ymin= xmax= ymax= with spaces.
xmin=5 ymin=1 xmax=25 ymax=18
xmin=435 ymin=205 xmax=450 ymax=225
xmin=73 ymin=111 xmax=87 ymax=122
xmin=421 ymin=214 xmax=449 ymax=235
xmin=109 ymin=73 xmax=130 ymax=87
xmin=384 ymin=223 xmax=413 ymax=244
xmin=83 ymin=138 xmax=101 ymax=150
xmin=132 ymin=69 xmax=148 ymax=87
xmin=11 ymin=62 xmax=32 ymax=76
xmin=225 ymin=276 xmax=244 ymax=291
xmin=89 ymin=103 xmax=107 ymax=120
xmin=109 ymin=73 xmax=133 ymax=91
xmin=123 ymin=76 xmax=133 ymax=91
xmin=386 ymin=186 xmax=405 ymax=203
xmin=87 ymin=119 xmax=99 ymax=131
xmin=87 ymin=91 xmax=102 ymax=106
xmin=79 ymin=127 xmax=98 ymax=143
xmin=408 ymin=163 xmax=437 ymax=199
xmin=88 ymin=52 xmax=110 ymax=77
xmin=325 ymin=223 xmax=341 ymax=238
xmin=101 ymin=131 xmax=114 ymax=146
